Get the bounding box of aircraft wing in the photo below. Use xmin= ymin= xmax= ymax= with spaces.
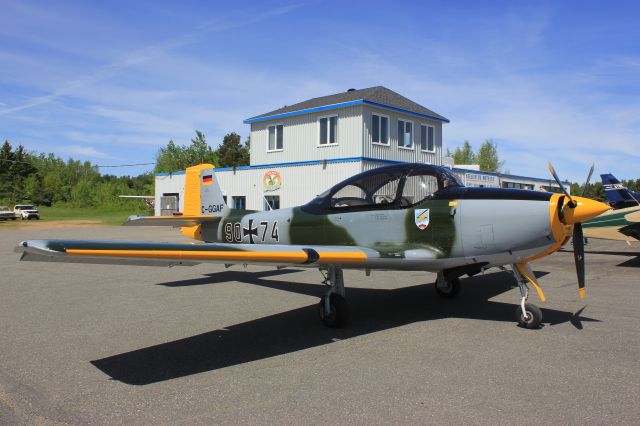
xmin=582 ymin=206 xmax=640 ymax=241
xmin=123 ymin=215 xmax=222 ymax=227
xmin=16 ymin=239 xmax=370 ymax=268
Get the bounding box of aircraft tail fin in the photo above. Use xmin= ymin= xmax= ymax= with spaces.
xmin=600 ymin=173 xmax=640 ymax=209
xmin=183 ymin=163 xmax=229 ymax=217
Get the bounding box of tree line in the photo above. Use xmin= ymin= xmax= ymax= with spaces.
xmin=0 ymin=140 xmax=154 ymax=207
xmin=0 ymin=131 xmax=250 ymax=207
xmin=2 ymin=132 xmax=637 ymax=207
xmin=446 ymin=140 xmax=504 ymax=172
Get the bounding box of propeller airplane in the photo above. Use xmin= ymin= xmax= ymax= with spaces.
xmin=16 ymin=162 xmax=610 ymax=329
xmin=571 ymin=169 xmax=640 ymax=243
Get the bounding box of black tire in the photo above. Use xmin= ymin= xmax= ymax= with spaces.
xmin=435 ymin=277 xmax=460 ymax=299
xmin=11 ymin=217 xmax=16 ymax=220
xmin=515 ymin=303 xmax=543 ymax=329
xmin=318 ymin=293 xmax=349 ymax=328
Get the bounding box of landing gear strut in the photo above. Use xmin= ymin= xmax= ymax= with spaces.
xmin=434 ymin=272 xmax=460 ymax=299
xmin=318 ymin=265 xmax=348 ymax=328
xmin=511 ymin=265 xmax=543 ymax=329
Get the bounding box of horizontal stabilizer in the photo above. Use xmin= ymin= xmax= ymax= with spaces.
xmin=123 ymin=215 xmax=221 ymax=227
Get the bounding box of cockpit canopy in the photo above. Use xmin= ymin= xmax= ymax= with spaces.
xmin=306 ymin=163 xmax=463 ymax=212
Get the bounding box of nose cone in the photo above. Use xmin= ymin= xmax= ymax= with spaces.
xmin=563 ymin=196 xmax=610 ymax=224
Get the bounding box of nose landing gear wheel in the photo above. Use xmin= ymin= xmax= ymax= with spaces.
xmin=435 ymin=277 xmax=460 ymax=299
xmin=318 ymin=293 xmax=349 ymax=328
xmin=516 ymin=303 xmax=542 ymax=329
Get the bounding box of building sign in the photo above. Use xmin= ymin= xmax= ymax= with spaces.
xmin=263 ymin=170 xmax=282 ymax=192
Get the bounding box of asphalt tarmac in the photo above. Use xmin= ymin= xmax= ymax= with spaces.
xmin=1 ymin=225 xmax=639 ymax=425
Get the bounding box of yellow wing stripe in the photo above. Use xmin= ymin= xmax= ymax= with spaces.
xmin=67 ymin=249 xmax=310 ymax=263
xmin=317 ymin=252 xmax=367 ymax=264
xmin=66 ymin=248 xmax=368 ymax=265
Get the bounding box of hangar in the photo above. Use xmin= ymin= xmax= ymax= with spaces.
xmin=154 ymin=86 xmax=566 ymax=215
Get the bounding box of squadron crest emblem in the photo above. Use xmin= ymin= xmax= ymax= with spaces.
xmin=414 ymin=209 xmax=430 ymax=230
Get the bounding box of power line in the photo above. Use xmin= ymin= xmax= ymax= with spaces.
xmin=0 ymin=158 xmax=155 ymax=168
xmin=95 ymin=162 xmax=155 ymax=168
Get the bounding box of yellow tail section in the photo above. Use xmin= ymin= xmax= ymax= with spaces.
xmin=183 ymin=163 xmax=214 ymax=216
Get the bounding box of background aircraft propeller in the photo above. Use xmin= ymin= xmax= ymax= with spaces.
xmin=581 ymin=163 xmax=595 ymax=197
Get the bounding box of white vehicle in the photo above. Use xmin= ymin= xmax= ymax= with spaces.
xmin=0 ymin=206 xmax=17 ymax=220
xmin=14 ymin=204 xmax=40 ymax=220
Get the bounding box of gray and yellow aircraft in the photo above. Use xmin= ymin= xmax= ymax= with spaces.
xmin=16 ymin=162 xmax=609 ymax=329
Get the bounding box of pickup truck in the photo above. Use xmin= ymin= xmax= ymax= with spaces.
xmin=14 ymin=204 xmax=40 ymax=220
xmin=0 ymin=206 xmax=16 ymax=220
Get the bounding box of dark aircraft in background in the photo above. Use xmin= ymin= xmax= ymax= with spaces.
xmin=581 ymin=173 xmax=640 ymax=242
xmin=601 ymin=173 xmax=640 ymax=209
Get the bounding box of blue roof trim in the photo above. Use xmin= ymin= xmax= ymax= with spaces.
xmin=155 ymin=157 xmax=364 ymax=176
xmin=243 ymin=100 xmax=450 ymax=124
xmin=155 ymin=170 xmax=186 ymax=176
xmin=451 ymin=167 xmax=570 ymax=185
xmin=154 ymin=159 xmax=565 ymax=185
xmin=243 ymin=100 xmax=364 ymax=123
xmin=362 ymin=100 xmax=450 ymax=123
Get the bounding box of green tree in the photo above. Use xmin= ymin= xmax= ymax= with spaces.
xmin=215 ymin=133 xmax=250 ymax=167
xmin=572 ymin=182 xmax=605 ymax=201
xmin=155 ymin=131 xmax=219 ymax=173
xmin=0 ymin=140 xmax=37 ymax=203
xmin=452 ymin=141 xmax=476 ymax=165
xmin=477 ymin=140 xmax=504 ymax=172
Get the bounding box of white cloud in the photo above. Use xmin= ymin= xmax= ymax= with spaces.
xmin=59 ymin=145 xmax=114 ymax=159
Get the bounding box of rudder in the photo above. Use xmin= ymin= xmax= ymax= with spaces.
xmin=183 ymin=164 xmax=228 ymax=216
xmin=601 ymin=173 xmax=640 ymax=209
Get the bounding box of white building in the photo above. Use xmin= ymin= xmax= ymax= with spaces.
xmin=155 ymin=86 xmax=449 ymax=215
xmin=154 ymin=86 xmax=569 ymax=215
xmin=451 ymin=168 xmax=569 ymax=192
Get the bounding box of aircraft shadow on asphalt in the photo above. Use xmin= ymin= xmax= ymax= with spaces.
xmin=91 ymin=270 xmax=598 ymax=386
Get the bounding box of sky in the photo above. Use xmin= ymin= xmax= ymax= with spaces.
xmin=1 ymin=0 xmax=639 ymax=182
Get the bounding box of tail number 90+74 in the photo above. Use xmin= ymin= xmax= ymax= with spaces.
xmin=224 ymin=220 xmax=279 ymax=243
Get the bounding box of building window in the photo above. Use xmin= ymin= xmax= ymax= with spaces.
xmin=397 ymin=119 xmax=413 ymax=149
xmin=232 ymin=196 xmax=246 ymax=209
xmin=264 ymin=195 xmax=280 ymax=210
xmin=268 ymin=124 xmax=283 ymax=151
xmin=372 ymin=114 xmax=389 ymax=145
xmin=420 ymin=124 xmax=435 ymax=152
xmin=319 ymin=116 xmax=338 ymax=145
xmin=502 ymin=181 xmax=534 ymax=190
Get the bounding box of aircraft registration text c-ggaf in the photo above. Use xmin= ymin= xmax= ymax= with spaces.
xmin=202 ymin=204 xmax=225 ymax=214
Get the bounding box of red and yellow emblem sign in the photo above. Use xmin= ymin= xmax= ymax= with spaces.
xmin=263 ymin=170 xmax=281 ymax=192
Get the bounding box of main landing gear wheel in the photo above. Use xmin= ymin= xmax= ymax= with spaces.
xmin=435 ymin=277 xmax=460 ymax=299
xmin=318 ymin=293 xmax=349 ymax=328
xmin=516 ymin=303 xmax=542 ymax=329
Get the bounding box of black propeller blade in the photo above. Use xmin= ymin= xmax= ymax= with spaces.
xmin=548 ymin=161 xmax=593 ymax=299
xmin=581 ymin=163 xmax=595 ymax=197
xmin=548 ymin=162 xmax=575 ymax=207
xmin=573 ymin=222 xmax=585 ymax=299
